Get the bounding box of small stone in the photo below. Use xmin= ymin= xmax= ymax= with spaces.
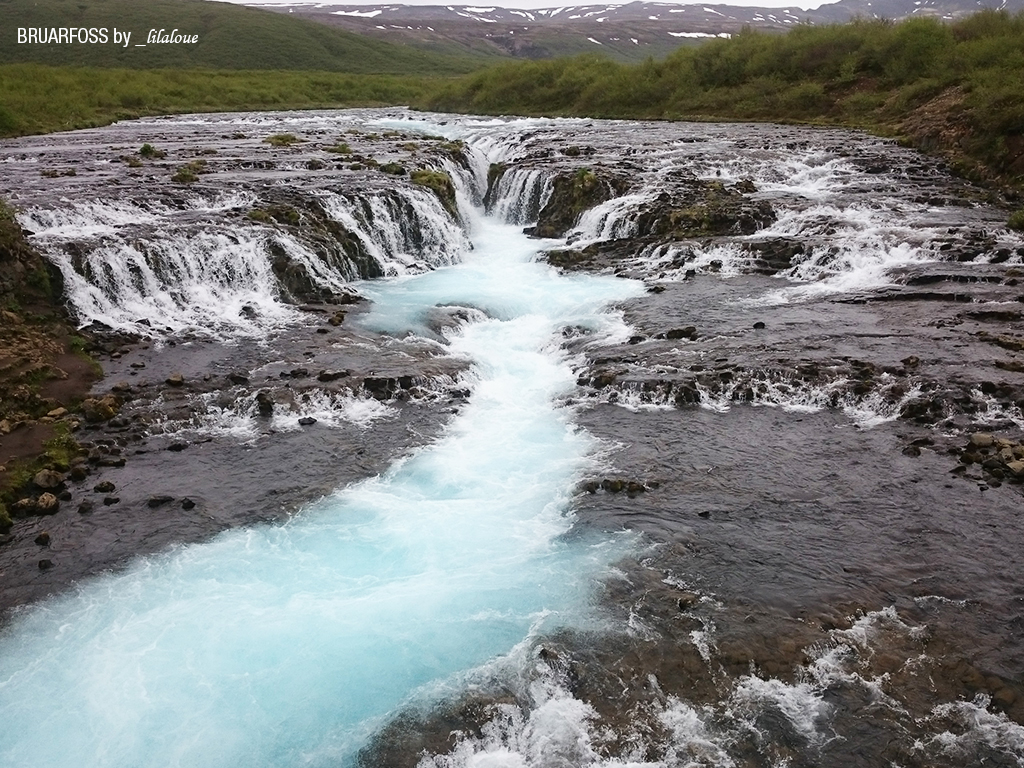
xmin=69 ymin=465 xmax=89 ymax=481
xmin=33 ymin=469 xmax=65 ymax=489
xmin=315 ymin=328 xmax=330 ymax=334
xmin=147 ymin=495 xmax=174 ymax=508
xmin=94 ymin=480 xmax=115 ymax=493
xmin=969 ymin=432 xmax=995 ymax=449
xmin=289 ymin=368 xmax=309 ymax=378
xmin=677 ymin=592 xmax=700 ymax=610
xmin=102 ymin=496 xmax=120 ymax=506
xmin=130 ymin=361 xmax=146 ymax=369
xmin=697 ymin=510 xmax=711 ymax=518
xmin=77 ymin=500 xmax=95 ymax=514
xmin=317 ymin=369 xmax=349 ymax=382
xmin=38 ymin=559 xmax=54 ymax=571
xmin=753 ymin=321 xmax=766 ymax=329
xmin=34 ymin=532 xmax=51 ymax=547
xmin=902 ymin=355 xmax=921 ymax=369
xmin=81 ymin=395 xmax=119 ymax=422
xmin=665 ymin=326 xmax=698 ymax=340
xmin=328 ymin=311 xmax=346 ymax=326
xmin=181 ymin=498 xmax=196 ymax=511
xmin=57 ymin=490 xmax=72 ymax=501
xmin=36 ymin=493 xmax=59 ymax=515
xmin=46 ymin=407 xmax=68 ymax=419
xmin=298 ymin=416 xmax=317 ymax=426
xmin=902 ymin=445 xmax=921 ymax=457
xmin=228 ymin=373 xmax=249 ymax=385
xmin=166 ymin=373 xmax=185 ymax=387
xmin=167 ymin=442 xmax=187 ymax=452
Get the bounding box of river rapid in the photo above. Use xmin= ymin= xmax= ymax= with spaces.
xmin=1 ymin=109 xmax=1024 ymax=767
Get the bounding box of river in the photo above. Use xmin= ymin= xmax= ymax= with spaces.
xmin=1 ymin=109 xmax=1023 ymax=767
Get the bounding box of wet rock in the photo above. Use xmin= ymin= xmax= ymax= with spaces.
xmin=77 ymin=500 xmax=95 ymax=514
xmin=677 ymin=592 xmax=700 ymax=609
xmin=181 ymin=498 xmax=196 ymax=510
xmin=36 ymin=493 xmax=59 ymax=515
xmin=38 ymin=559 xmax=53 ymax=571
xmin=34 ymin=532 xmax=50 ymax=546
xmin=328 ymin=311 xmax=346 ymax=326
xmin=166 ymin=442 xmax=187 ymax=452
xmin=33 ymin=469 xmax=65 ymax=489
xmin=665 ymin=327 xmax=698 ymax=340
xmin=526 ymin=168 xmax=631 ymax=238
xmin=288 ymin=368 xmax=309 ymax=378
xmin=256 ymin=391 xmax=275 ymax=417
xmin=228 ymin=372 xmax=249 ymax=385
xmin=69 ymin=465 xmax=89 ymax=481
xmin=147 ymin=495 xmax=174 ymax=508
xmin=81 ymin=395 xmax=120 ymax=423
xmin=166 ymin=373 xmax=185 ymax=387
xmin=46 ymin=407 xmax=68 ymax=419
xmin=969 ymin=433 xmax=995 ymax=449
xmin=902 ymin=445 xmax=922 ymax=457
xmin=753 ymin=321 xmax=766 ymax=329
xmin=317 ymin=369 xmax=348 ymax=382
xmin=298 ymin=416 xmax=317 ymax=426
xmin=1005 ymin=460 xmax=1024 ymax=477
xmin=93 ymin=481 xmax=115 ymax=493
xmin=103 ymin=496 xmax=120 ymax=506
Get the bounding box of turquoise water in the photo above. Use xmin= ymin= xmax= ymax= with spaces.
xmin=0 ymin=211 xmax=642 ymax=767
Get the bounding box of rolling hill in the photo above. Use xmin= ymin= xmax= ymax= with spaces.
xmin=0 ymin=0 xmax=487 ymax=73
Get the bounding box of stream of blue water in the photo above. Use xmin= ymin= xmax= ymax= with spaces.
xmin=0 ymin=205 xmax=642 ymax=767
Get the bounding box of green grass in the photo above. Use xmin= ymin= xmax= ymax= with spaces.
xmin=0 ymin=64 xmax=446 ymax=136
xmin=0 ymin=0 xmax=486 ymax=75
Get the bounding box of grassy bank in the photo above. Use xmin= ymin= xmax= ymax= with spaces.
xmin=0 ymin=64 xmax=444 ymax=136
xmin=427 ymin=11 xmax=1024 ymax=195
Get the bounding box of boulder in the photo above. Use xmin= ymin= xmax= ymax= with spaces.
xmin=33 ymin=469 xmax=65 ymax=489
xmin=969 ymin=432 xmax=995 ymax=449
xmin=36 ymin=493 xmax=59 ymax=515
xmin=81 ymin=395 xmax=119 ymax=423
xmin=255 ymin=391 xmax=275 ymax=417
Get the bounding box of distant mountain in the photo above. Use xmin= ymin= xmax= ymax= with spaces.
xmin=256 ymin=0 xmax=1024 ymax=62
xmin=0 ymin=0 xmax=483 ymax=73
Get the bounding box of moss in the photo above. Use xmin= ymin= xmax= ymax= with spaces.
xmin=138 ymin=143 xmax=166 ymax=159
xmin=263 ymin=133 xmax=302 ymax=147
xmin=171 ymin=159 xmax=207 ymax=183
xmin=249 ymin=205 xmax=300 ymax=226
xmin=325 ymin=142 xmax=352 ymax=155
xmin=1009 ymin=209 xmax=1024 ymax=231
xmin=379 ymin=162 xmax=407 ymax=176
xmin=0 ymin=502 xmax=11 ymax=533
xmin=411 ymin=169 xmax=458 ymax=217
xmin=42 ymin=423 xmax=82 ymax=471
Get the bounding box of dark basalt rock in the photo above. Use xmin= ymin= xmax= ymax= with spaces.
xmin=526 ymin=167 xmax=631 ymax=238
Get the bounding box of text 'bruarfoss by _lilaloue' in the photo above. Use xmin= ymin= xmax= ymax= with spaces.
xmin=3 ymin=110 xmax=1024 ymax=767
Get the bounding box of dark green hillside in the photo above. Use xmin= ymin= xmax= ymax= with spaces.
xmin=0 ymin=0 xmax=484 ymax=74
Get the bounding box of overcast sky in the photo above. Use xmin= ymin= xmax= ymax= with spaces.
xmin=221 ymin=0 xmax=832 ymax=13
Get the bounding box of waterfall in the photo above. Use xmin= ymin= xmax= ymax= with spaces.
xmin=318 ymin=188 xmax=470 ymax=278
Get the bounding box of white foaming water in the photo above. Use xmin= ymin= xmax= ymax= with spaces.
xmin=490 ymin=168 xmax=554 ymax=225
xmin=319 ymin=188 xmax=470 ymax=276
xmin=571 ymin=193 xmax=650 ymax=245
xmin=49 ymin=229 xmax=302 ymax=338
xmin=0 ymin=206 xmax=643 ymax=768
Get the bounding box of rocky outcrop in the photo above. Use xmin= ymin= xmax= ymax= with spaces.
xmin=526 ymin=167 xmax=631 ymax=238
